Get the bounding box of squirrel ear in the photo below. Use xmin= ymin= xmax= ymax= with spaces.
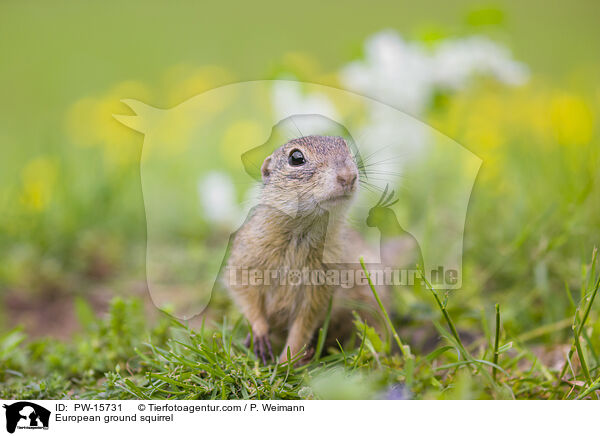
xmin=261 ymin=156 xmax=272 ymax=181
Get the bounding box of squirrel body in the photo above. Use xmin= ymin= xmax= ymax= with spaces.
xmin=225 ymin=135 xmax=385 ymax=363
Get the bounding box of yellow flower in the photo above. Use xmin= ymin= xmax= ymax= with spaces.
xmin=20 ymin=157 xmax=58 ymax=212
xmin=550 ymin=93 xmax=594 ymax=146
xmin=164 ymin=65 xmax=235 ymax=107
xmin=65 ymin=81 xmax=151 ymax=165
xmin=221 ymin=120 xmax=266 ymax=169
xmin=281 ymin=52 xmax=321 ymax=81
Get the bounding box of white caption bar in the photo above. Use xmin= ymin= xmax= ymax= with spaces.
xmin=0 ymin=400 xmax=594 ymax=436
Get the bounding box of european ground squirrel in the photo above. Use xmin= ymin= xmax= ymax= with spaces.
xmin=225 ymin=135 xmax=387 ymax=364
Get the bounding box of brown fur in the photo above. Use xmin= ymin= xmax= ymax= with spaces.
xmin=225 ymin=136 xmax=386 ymax=363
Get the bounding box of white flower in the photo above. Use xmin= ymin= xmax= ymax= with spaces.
xmin=271 ymin=80 xmax=340 ymax=133
xmin=342 ymin=31 xmax=434 ymax=115
xmin=432 ymin=36 xmax=529 ymax=90
xmin=197 ymin=171 xmax=240 ymax=227
xmin=341 ymin=30 xmax=529 ymax=116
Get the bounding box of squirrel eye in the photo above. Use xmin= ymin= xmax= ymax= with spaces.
xmin=288 ymin=149 xmax=306 ymax=166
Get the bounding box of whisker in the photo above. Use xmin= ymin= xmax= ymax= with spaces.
xmin=360 ymin=174 xmax=406 ymax=181
xmin=359 ymin=180 xmax=382 ymax=190
xmin=359 ymin=185 xmax=381 ymax=193
xmin=357 ymin=144 xmax=394 ymax=166
xmin=359 ymin=181 xmax=386 ymax=195
xmin=359 ymin=169 xmax=405 ymax=176
xmin=357 ymin=157 xmax=407 ymax=170
xmin=290 ymin=117 xmax=305 ymax=139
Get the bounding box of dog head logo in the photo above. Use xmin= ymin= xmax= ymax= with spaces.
xmin=3 ymin=402 xmax=50 ymax=433
xmin=115 ymin=80 xmax=481 ymax=319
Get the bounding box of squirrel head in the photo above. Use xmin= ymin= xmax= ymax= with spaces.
xmin=260 ymin=135 xmax=359 ymax=217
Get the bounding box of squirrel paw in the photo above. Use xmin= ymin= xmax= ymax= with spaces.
xmin=298 ymin=347 xmax=315 ymax=365
xmin=245 ymin=332 xmax=274 ymax=365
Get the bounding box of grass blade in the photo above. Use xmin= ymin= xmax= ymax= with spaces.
xmin=493 ymin=303 xmax=501 ymax=381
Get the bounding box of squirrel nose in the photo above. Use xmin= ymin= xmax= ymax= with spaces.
xmin=337 ymin=169 xmax=357 ymax=190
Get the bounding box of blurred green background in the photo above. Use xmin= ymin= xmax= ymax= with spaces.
xmin=1 ymin=0 xmax=599 ymax=345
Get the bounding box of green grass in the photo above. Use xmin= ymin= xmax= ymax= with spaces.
xmin=2 ymin=248 xmax=599 ymax=400
xmin=1 ymin=2 xmax=599 ymax=400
